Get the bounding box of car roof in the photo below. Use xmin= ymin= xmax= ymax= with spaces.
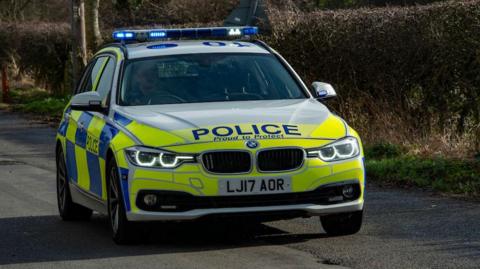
xmin=120 ymin=40 xmax=270 ymax=59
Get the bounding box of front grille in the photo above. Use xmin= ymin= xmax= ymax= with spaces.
xmin=257 ymin=148 xmax=304 ymax=172
xmin=136 ymin=182 xmax=361 ymax=212
xmin=202 ymin=151 xmax=251 ymax=173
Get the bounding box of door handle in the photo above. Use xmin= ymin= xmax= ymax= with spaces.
xmin=78 ymin=122 xmax=85 ymax=131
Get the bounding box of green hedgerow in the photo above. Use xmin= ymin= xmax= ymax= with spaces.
xmin=366 ymin=157 xmax=480 ymax=197
xmin=9 ymin=88 xmax=52 ymax=104
xmin=16 ymin=97 xmax=68 ymax=116
xmin=364 ymin=142 xmax=405 ymax=160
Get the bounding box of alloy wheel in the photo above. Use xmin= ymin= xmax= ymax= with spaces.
xmin=109 ymin=167 xmax=120 ymax=233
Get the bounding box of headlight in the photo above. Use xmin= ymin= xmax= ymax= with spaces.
xmin=307 ymin=137 xmax=360 ymax=162
xmin=125 ymin=147 xmax=195 ymax=168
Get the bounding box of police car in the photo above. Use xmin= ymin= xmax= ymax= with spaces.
xmin=55 ymin=26 xmax=365 ymax=244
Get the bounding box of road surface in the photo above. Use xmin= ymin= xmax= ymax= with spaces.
xmin=0 ymin=110 xmax=479 ymax=269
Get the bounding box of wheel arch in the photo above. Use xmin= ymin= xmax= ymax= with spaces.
xmin=105 ymin=147 xmax=115 ymax=185
xmin=55 ymin=138 xmax=64 ymax=159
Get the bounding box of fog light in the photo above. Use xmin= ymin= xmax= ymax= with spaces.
xmin=342 ymin=185 xmax=355 ymax=199
xmin=143 ymin=194 xmax=157 ymax=206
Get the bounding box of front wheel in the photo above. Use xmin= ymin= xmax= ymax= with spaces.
xmin=107 ymin=157 xmax=137 ymax=244
xmin=56 ymin=147 xmax=92 ymax=221
xmin=320 ymin=210 xmax=363 ymax=236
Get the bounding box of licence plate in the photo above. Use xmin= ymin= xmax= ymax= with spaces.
xmin=218 ymin=177 xmax=291 ymax=196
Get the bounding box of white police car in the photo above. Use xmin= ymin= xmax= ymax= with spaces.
xmin=56 ymin=26 xmax=365 ymax=243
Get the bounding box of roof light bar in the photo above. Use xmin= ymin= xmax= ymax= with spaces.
xmin=112 ymin=26 xmax=258 ymax=42
xmin=113 ymin=31 xmax=135 ymax=40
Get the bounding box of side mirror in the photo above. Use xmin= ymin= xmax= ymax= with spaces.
xmin=71 ymin=91 xmax=105 ymax=112
xmin=312 ymin=82 xmax=337 ymax=100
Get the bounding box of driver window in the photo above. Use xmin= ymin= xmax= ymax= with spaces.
xmin=77 ymin=56 xmax=108 ymax=93
xmin=95 ymin=58 xmax=116 ymax=101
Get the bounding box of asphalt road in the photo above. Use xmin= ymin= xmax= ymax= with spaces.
xmin=0 ymin=110 xmax=479 ymax=269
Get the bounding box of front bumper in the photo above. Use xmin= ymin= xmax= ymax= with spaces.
xmin=127 ymin=199 xmax=364 ymax=221
xmin=116 ymin=148 xmax=366 ymax=221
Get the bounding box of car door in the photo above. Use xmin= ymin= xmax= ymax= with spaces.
xmin=84 ymin=55 xmax=117 ymax=200
xmin=66 ymin=56 xmax=109 ymax=193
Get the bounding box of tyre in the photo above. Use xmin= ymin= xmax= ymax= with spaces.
xmin=320 ymin=210 xmax=363 ymax=236
xmin=107 ymin=157 xmax=137 ymax=244
xmin=56 ymin=147 xmax=93 ymax=221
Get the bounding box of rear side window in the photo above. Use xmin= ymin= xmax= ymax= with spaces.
xmin=77 ymin=56 xmax=108 ymax=93
xmin=95 ymin=58 xmax=116 ymax=100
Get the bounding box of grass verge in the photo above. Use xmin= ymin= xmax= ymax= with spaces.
xmin=3 ymin=88 xmax=68 ymax=122
xmin=365 ymin=144 xmax=480 ymax=199
xmin=15 ymin=97 xmax=67 ymax=117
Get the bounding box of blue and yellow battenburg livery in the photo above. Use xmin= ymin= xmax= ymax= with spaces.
xmin=55 ymin=26 xmax=366 ymax=244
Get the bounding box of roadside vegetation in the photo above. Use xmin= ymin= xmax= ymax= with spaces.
xmin=0 ymin=0 xmax=479 ymax=198
xmin=3 ymin=88 xmax=67 ymax=122
xmin=365 ymin=143 xmax=480 ymax=199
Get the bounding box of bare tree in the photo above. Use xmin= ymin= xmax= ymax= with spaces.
xmin=70 ymin=0 xmax=87 ymax=92
xmin=85 ymin=0 xmax=103 ymax=51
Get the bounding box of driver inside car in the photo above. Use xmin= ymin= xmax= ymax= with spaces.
xmin=126 ymin=63 xmax=158 ymax=105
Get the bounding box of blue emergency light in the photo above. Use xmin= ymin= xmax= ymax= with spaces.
xmin=112 ymin=26 xmax=258 ymax=42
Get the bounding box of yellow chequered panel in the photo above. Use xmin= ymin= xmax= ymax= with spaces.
xmin=110 ymin=132 xmax=136 ymax=154
xmin=74 ymin=145 xmax=90 ymax=190
xmin=87 ymin=115 xmax=106 ymax=138
xmin=85 ymin=116 xmax=106 ymax=156
xmin=65 ymin=111 xmax=82 ymax=143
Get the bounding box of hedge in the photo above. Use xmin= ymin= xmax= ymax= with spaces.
xmin=366 ymin=156 xmax=480 ymax=197
xmin=0 ymin=22 xmax=70 ymax=95
xmin=264 ymin=0 xmax=480 ymax=154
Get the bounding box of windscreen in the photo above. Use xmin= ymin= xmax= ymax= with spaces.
xmin=119 ymin=53 xmax=307 ymax=106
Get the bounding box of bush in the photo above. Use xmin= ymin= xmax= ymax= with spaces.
xmin=365 ymin=142 xmax=405 ymax=159
xmin=8 ymin=88 xmax=68 ymax=120
xmin=16 ymin=97 xmax=67 ymax=117
xmin=9 ymin=88 xmax=52 ymax=104
xmin=0 ymin=22 xmax=71 ymax=95
xmin=264 ymin=0 xmax=480 ymax=156
xmin=366 ymin=157 xmax=480 ymax=197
